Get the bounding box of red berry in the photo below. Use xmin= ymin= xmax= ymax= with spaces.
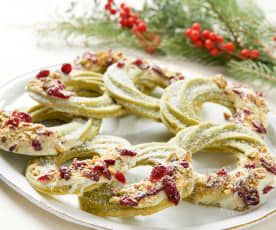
xmin=130 ymin=13 xmax=138 ymax=20
xmin=108 ymin=0 xmax=113 ymax=3
xmin=210 ymin=48 xmax=218 ymax=56
xmin=146 ymin=48 xmax=156 ymax=54
xmin=225 ymin=42 xmax=235 ymax=52
xmin=209 ymin=32 xmax=217 ymax=41
xmin=191 ymin=22 xmax=201 ymax=31
xmin=123 ymin=6 xmax=130 ymax=14
xmin=120 ymin=3 xmax=125 ymax=8
xmin=190 ymin=30 xmax=200 ymax=40
xmin=36 ymin=70 xmax=50 ymax=79
xmin=110 ymin=9 xmax=117 ymax=15
xmin=120 ymin=19 xmax=128 ymax=27
xmin=202 ymin=30 xmax=210 ymax=39
xmin=104 ymin=3 xmax=111 ymax=11
xmin=194 ymin=40 xmax=203 ymax=47
xmin=216 ymin=35 xmax=224 ymax=43
xmin=185 ymin=28 xmax=192 ymax=37
xmin=135 ymin=19 xmax=142 ymax=26
xmin=205 ymin=39 xmax=213 ymax=49
xmin=131 ymin=26 xmax=137 ymax=33
xmin=274 ymin=35 xmax=276 ymax=41
xmin=61 ymin=63 xmax=72 ymax=74
xmin=250 ymin=49 xmax=260 ymax=59
xmin=241 ymin=49 xmax=250 ymax=58
xmin=137 ymin=23 xmax=147 ymax=33
xmin=115 ymin=171 xmax=126 ymax=184
xmin=127 ymin=17 xmax=136 ymax=26
xmin=120 ymin=10 xmax=126 ymax=18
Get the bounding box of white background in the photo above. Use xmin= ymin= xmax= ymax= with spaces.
xmin=0 ymin=0 xmax=276 ymax=229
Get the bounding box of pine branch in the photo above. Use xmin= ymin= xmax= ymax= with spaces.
xmin=227 ymin=60 xmax=276 ymax=86
xmin=36 ymin=0 xmax=276 ymax=86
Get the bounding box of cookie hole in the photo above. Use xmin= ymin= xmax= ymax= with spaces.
xmin=200 ymin=102 xmax=232 ymax=123
xmin=193 ymin=150 xmax=237 ymax=174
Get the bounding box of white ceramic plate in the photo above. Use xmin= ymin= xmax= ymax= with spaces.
xmin=0 ymin=65 xmax=276 ymax=230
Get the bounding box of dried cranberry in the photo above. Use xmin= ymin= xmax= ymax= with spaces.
xmin=117 ymin=61 xmax=125 ymax=68
xmin=59 ymin=167 xmax=72 ymax=180
xmin=243 ymin=189 xmax=260 ymax=206
xmin=152 ymin=65 xmax=165 ymax=76
xmin=245 ymin=163 xmax=255 ymax=169
xmin=232 ymin=88 xmax=242 ymax=95
xmin=178 ymin=76 xmax=185 ymax=80
xmin=217 ymin=168 xmax=227 ymax=176
xmin=5 ymin=117 xmax=20 ymax=128
xmin=261 ymin=158 xmax=276 ymax=175
xmin=61 ymin=63 xmax=72 ymax=74
xmin=166 ymin=165 xmax=176 ymax=176
xmin=85 ymin=170 xmax=101 ymax=182
xmin=180 ymin=160 xmax=189 ymax=168
xmin=150 ymin=164 xmax=167 ymax=182
xmin=103 ymin=168 xmax=112 ymax=180
xmin=133 ymin=59 xmax=149 ymax=69
xmin=263 ymin=186 xmax=274 ymax=194
xmin=243 ymin=108 xmax=251 ymax=116
xmin=1 ymin=136 xmax=6 ymax=143
xmin=73 ymin=161 xmax=88 ymax=170
xmin=36 ymin=70 xmax=50 ymax=79
xmin=32 ymin=140 xmax=42 ymax=151
xmin=133 ymin=59 xmax=143 ymax=66
xmin=252 ymin=120 xmax=267 ymax=134
xmin=46 ymin=87 xmax=73 ymax=99
xmin=37 ymin=174 xmax=51 ymax=181
xmin=93 ymin=165 xmax=105 ymax=172
xmin=115 ymin=171 xmax=126 ymax=184
xmin=37 ymin=130 xmax=53 ymax=136
xmin=119 ymin=149 xmax=137 ymax=157
xmin=9 ymin=144 xmax=17 ymax=152
xmin=91 ymin=57 xmax=98 ymax=64
xmin=12 ymin=111 xmax=32 ymax=123
xmin=106 ymin=57 xmax=113 ymax=66
xmin=104 ymin=159 xmax=116 ymax=165
xmin=162 ymin=176 xmax=180 ymax=205
xmin=120 ymin=195 xmax=138 ymax=206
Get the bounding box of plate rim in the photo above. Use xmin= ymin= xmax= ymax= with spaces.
xmin=0 ymin=65 xmax=275 ymax=230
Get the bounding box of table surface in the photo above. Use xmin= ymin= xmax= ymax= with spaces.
xmin=0 ymin=0 xmax=276 ymax=229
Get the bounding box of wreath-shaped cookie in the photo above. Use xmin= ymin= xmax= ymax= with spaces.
xmin=79 ymin=144 xmax=193 ymax=217
xmin=160 ymin=75 xmax=268 ymax=134
xmin=26 ymin=135 xmax=135 ymax=195
xmin=167 ymin=122 xmax=275 ymax=210
xmin=104 ymin=59 xmax=183 ymax=121
xmin=0 ymin=105 xmax=101 ymax=155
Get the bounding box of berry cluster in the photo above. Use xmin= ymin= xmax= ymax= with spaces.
xmin=104 ymin=0 xmax=117 ymax=15
xmin=185 ymin=23 xmax=260 ymax=59
xmin=104 ymin=1 xmax=160 ymax=54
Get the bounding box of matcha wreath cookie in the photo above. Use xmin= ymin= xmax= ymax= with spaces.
xmin=26 ymin=64 xmax=126 ymax=118
xmin=160 ymin=75 xmax=268 ymax=134
xmin=167 ymin=122 xmax=276 ymax=210
xmin=104 ymin=58 xmax=183 ymax=121
xmin=0 ymin=105 xmax=101 ymax=156
xmin=26 ymin=135 xmax=135 ymax=195
xmin=79 ymin=143 xmax=193 ymax=217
